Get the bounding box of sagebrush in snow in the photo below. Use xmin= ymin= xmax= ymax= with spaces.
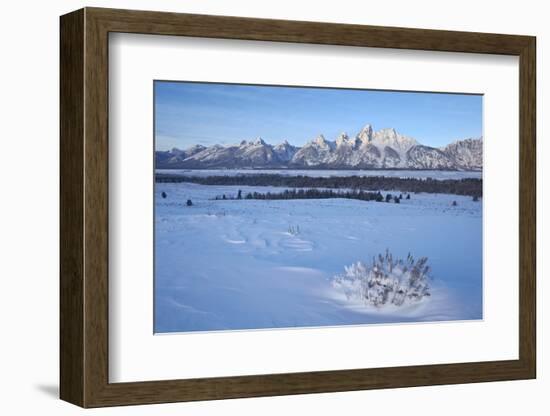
xmin=332 ymin=250 xmax=431 ymax=307
xmin=288 ymin=225 xmax=300 ymax=236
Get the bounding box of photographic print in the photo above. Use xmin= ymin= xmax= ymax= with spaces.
xmin=154 ymin=81 xmax=483 ymax=333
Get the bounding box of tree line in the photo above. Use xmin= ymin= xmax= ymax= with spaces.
xmin=242 ymin=189 xmax=387 ymax=202
xmin=156 ymin=173 xmax=482 ymax=197
xmin=213 ymin=189 xmax=410 ymax=203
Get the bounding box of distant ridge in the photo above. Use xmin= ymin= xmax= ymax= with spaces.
xmin=156 ymin=125 xmax=482 ymax=170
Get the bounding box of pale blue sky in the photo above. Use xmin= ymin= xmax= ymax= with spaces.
xmin=154 ymin=81 xmax=482 ymax=151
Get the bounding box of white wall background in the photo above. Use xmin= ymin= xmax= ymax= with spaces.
xmin=0 ymin=0 xmax=545 ymax=414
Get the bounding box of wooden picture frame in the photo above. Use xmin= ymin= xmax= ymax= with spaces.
xmin=60 ymin=7 xmax=536 ymax=408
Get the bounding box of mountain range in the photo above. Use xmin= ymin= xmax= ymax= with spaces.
xmin=156 ymin=124 xmax=482 ymax=170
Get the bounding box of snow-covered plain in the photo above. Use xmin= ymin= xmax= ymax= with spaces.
xmin=156 ymin=168 xmax=482 ymax=180
xmin=154 ymin=172 xmax=482 ymax=333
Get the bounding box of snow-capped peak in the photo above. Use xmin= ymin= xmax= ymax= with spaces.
xmin=272 ymin=140 xmax=297 ymax=162
xmin=442 ymin=136 xmax=482 ymax=148
xmin=252 ymin=137 xmax=266 ymax=146
xmin=335 ymin=132 xmax=352 ymax=147
xmin=274 ymin=139 xmax=290 ymax=148
xmin=378 ymin=127 xmax=397 ymax=137
xmin=356 ymin=124 xmax=373 ymax=144
xmin=185 ymin=144 xmax=206 ymax=152
xmin=312 ymin=134 xmax=331 ymax=147
xmin=372 ymin=128 xmax=417 ymax=153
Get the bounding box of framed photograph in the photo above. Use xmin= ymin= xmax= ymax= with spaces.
xmin=60 ymin=7 xmax=536 ymax=408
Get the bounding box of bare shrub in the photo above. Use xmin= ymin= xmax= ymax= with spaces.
xmin=287 ymin=225 xmax=300 ymax=236
xmin=332 ymin=250 xmax=431 ymax=307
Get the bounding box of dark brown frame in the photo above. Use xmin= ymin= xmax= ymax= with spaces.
xmin=60 ymin=7 xmax=536 ymax=408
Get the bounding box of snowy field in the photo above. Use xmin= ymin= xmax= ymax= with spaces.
xmin=156 ymin=168 xmax=482 ymax=180
xmin=154 ymin=176 xmax=483 ymax=333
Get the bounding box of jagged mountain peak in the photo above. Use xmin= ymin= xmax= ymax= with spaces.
xmin=441 ymin=136 xmax=483 ymax=170
xmin=445 ymin=136 xmax=482 ymax=146
xmin=356 ymin=124 xmax=373 ymax=144
xmin=377 ymin=127 xmax=397 ymax=136
xmin=302 ymin=134 xmax=334 ymax=150
xmin=372 ymin=128 xmax=418 ymax=153
xmin=313 ymin=134 xmax=328 ymax=145
xmin=252 ymin=137 xmax=266 ymax=146
xmin=237 ymin=137 xmax=267 ymax=147
xmin=272 ymin=140 xmax=298 ymax=163
xmin=336 ymin=132 xmax=353 ymax=147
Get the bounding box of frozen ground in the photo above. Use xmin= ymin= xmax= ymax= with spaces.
xmin=156 ymin=168 xmax=482 ymax=180
xmin=155 ymin=181 xmax=482 ymax=333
